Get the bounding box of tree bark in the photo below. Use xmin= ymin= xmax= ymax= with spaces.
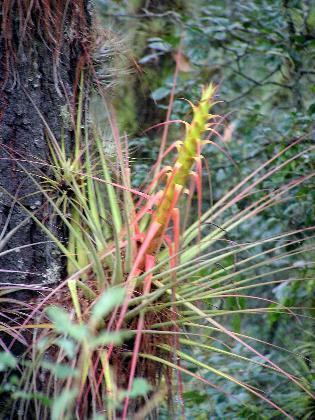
xmin=0 ymin=1 xmax=91 ymax=284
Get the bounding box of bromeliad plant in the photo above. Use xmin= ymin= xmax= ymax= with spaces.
xmin=1 ymin=81 xmax=314 ymax=419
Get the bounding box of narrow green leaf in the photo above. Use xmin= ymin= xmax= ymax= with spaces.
xmin=89 ymin=330 xmax=132 ymax=349
xmin=90 ymin=287 xmax=126 ymax=325
xmin=40 ymin=361 xmax=79 ymax=379
xmin=51 ymin=388 xmax=78 ymax=420
xmin=46 ymin=306 xmax=89 ymax=342
xmin=121 ymin=378 xmax=152 ymax=398
xmin=0 ymin=351 xmax=17 ymax=371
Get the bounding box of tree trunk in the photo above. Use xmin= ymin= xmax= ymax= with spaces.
xmin=0 ymin=1 xmax=92 ymax=284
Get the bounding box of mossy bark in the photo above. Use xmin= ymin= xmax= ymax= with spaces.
xmin=0 ymin=1 xmax=92 ymax=284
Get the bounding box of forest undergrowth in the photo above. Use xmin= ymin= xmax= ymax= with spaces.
xmin=0 ymin=69 xmax=314 ymax=419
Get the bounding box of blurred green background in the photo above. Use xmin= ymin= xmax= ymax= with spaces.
xmin=95 ymin=1 xmax=314 ymax=417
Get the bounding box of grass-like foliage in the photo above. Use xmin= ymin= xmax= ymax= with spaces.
xmin=0 ymin=78 xmax=314 ymax=419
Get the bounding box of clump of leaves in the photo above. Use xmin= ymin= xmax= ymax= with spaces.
xmin=0 ymin=76 xmax=314 ymax=419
